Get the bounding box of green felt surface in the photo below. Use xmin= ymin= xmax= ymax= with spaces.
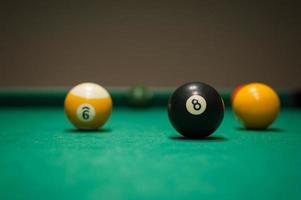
xmin=0 ymin=107 xmax=301 ymax=200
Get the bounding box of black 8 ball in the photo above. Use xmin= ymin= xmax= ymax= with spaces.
xmin=168 ymin=82 xmax=225 ymax=138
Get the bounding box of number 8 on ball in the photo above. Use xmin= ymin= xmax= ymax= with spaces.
xmin=185 ymin=95 xmax=207 ymax=115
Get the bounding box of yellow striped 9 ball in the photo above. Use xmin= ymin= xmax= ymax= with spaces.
xmin=64 ymin=82 xmax=112 ymax=130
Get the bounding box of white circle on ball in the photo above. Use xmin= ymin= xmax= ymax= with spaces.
xmin=185 ymin=95 xmax=207 ymax=115
xmin=76 ymin=104 xmax=96 ymax=122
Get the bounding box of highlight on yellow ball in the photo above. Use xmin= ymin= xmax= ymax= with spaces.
xmin=64 ymin=82 xmax=112 ymax=130
xmin=232 ymin=83 xmax=280 ymax=129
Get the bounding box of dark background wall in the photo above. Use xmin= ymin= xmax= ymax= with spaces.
xmin=0 ymin=0 xmax=300 ymax=89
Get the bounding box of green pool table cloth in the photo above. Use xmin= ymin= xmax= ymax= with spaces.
xmin=0 ymin=106 xmax=300 ymax=200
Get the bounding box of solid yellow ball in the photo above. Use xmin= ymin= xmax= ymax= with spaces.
xmin=232 ymin=83 xmax=280 ymax=129
xmin=64 ymin=82 xmax=112 ymax=130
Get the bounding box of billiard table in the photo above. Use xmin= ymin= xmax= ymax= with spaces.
xmin=0 ymin=88 xmax=300 ymax=200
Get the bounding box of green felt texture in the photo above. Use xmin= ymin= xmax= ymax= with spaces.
xmin=0 ymin=108 xmax=300 ymax=200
